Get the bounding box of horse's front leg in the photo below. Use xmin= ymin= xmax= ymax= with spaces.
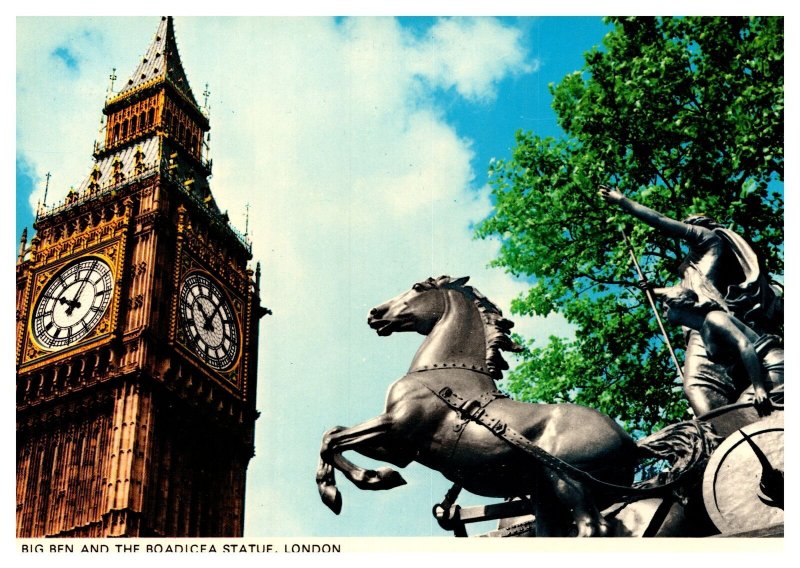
xmin=322 ymin=415 xmax=409 ymax=489
xmin=317 ymin=414 xmax=408 ymax=514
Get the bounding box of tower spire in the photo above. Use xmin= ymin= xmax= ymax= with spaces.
xmin=85 ymin=16 xmax=212 ymax=205
xmin=116 ymin=16 xmax=199 ymax=107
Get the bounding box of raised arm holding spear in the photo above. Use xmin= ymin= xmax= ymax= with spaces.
xmin=598 ymin=185 xmax=781 ymax=417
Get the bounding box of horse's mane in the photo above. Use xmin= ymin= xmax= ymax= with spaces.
xmin=417 ymin=276 xmax=523 ymax=379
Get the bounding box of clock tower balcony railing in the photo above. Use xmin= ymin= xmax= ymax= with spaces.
xmin=35 ymin=165 xmax=251 ymax=256
xmin=35 ymin=165 xmax=161 ymax=222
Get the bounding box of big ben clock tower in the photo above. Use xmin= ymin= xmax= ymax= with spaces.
xmin=16 ymin=17 xmax=266 ymax=537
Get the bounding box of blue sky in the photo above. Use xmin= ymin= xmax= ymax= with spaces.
xmin=14 ymin=12 xmax=790 ymax=545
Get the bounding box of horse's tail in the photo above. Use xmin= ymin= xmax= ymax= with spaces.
xmin=633 ymin=419 xmax=723 ymax=491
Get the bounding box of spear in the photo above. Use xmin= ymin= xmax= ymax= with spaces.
xmin=620 ymin=228 xmax=685 ymax=382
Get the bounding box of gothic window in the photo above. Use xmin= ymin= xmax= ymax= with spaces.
xmin=113 ymin=123 xmax=120 ymax=143
xmin=122 ymin=119 xmax=129 ymax=138
xmin=140 ymin=111 xmax=146 ymax=130
xmin=148 ymin=108 xmax=155 ymax=126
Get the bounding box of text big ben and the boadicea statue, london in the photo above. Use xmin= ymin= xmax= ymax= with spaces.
xmin=16 ymin=17 xmax=268 ymax=537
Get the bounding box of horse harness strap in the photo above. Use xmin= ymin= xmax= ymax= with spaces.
xmin=433 ymin=385 xmax=600 ymax=483
xmin=438 ymin=387 xmax=508 ymax=460
xmin=437 ymin=387 xmax=509 ymax=436
xmin=431 ymin=385 xmax=696 ymax=497
xmin=408 ymin=363 xmax=495 ymax=378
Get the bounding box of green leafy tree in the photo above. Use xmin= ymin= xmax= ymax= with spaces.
xmin=477 ymin=16 xmax=783 ymax=434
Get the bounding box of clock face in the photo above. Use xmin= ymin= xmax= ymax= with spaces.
xmin=32 ymin=257 xmax=115 ymax=350
xmin=179 ymin=273 xmax=239 ymax=370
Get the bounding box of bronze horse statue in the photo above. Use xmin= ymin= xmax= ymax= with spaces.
xmin=316 ymin=276 xmax=710 ymax=536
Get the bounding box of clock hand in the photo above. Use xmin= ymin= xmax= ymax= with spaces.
xmin=65 ymin=262 xmax=97 ymax=315
xmin=65 ymin=281 xmax=87 ymax=316
xmin=196 ymin=300 xmax=212 ymax=325
xmin=204 ymin=302 xmax=224 ymax=331
xmin=59 ymin=288 xmax=83 ymax=316
xmin=59 ymin=294 xmax=81 ymax=316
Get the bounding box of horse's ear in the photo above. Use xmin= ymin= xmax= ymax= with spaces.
xmin=450 ymin=276 xmax=470 ymax=287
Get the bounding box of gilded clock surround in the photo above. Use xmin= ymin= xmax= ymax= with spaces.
xmin=18 ymin=197 xmax=132 ymax=372
xmin=31 ymin=255 xmax=115 ymax=350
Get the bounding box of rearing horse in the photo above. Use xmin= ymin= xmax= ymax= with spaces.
xmin=316 ymin=276 xmax=641 ymax=536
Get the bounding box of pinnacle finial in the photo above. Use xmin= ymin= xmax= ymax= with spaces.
xmin=18 ymin=227 xmax=28 ymax=264
xmin=203 ymin=83 xmax=211 ymax=110
xmin=42 ymin=172 xmax=51 ymax=208
xmin=107 ymin=67 xmax=117 ymax=97
xmin=204 ymin=131 xmax=211 ymax=163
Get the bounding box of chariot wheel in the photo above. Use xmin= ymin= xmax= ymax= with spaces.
xmin=702 ymin=412 xmax=784 ymax=534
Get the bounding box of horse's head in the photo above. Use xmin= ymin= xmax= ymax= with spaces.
xmin=369 ymin=275 xmax=523 ymax=379
xmin=368 ymin=276 xmax=458 ymax=337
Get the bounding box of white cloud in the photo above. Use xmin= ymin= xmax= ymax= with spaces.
xmin=411 ymin=17 xmax=535 ymax=101
xmin=17 ymin=17 xmax=156 ymax=209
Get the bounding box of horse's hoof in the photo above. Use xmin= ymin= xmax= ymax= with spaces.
xmin=376 ymin=467 xmax=407 ymax=489
xmin=319 ymin=484 xmax=343 ymax=515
